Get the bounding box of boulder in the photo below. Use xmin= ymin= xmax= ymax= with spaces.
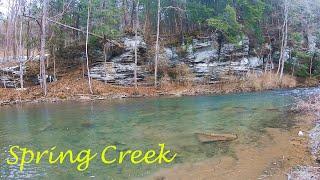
xmin=164 ymin=47 xmax=178 ymax=60
xmin=123 ymin=36 xmax=147 ymax=50
xmin=191 ymin=50 xmax=219 ymax=63
xmin=90 ymin=62 xmax=146 ymax=85
xmin=248 ymin=57 xmax=263 ymax=67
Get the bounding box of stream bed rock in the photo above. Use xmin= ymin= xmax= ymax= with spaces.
xmin=288 ymin=166 xmax=320 ymax=180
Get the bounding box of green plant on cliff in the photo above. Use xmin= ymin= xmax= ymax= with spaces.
xmin=187 ymin=1 xmax=214 ymax=24
xmin=236 ymin=0 xmax=266 ymax=44
xmin=207 ymin=5 xmax=242 ymax=43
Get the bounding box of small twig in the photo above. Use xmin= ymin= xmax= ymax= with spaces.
xmin=50 ymin=0 xmax=73 ymax=19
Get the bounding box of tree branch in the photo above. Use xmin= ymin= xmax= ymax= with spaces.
xmin=21 ymin=14 xmax=123 ymax=48
xmin=162 ymin=6 xmax=185 ymax=12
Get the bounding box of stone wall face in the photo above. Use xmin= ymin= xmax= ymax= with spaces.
xmin=89 ymin=36 xmax=148 ymax=85
xmin=90 ymin=35 xmax=264 ymax=85
xmin=165 ymin=36 xmax=263 ymax=83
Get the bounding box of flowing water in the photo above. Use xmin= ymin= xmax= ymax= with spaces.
xmin=0 ymin=88 xmax=318 ymax=179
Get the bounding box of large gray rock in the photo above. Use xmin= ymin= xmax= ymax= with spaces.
xmin=123 ymin=36 xmax=147 ymax=50
xmin=164 ymin=47 xmax=178 ymax=60
xmin=0 ymin=64 xmax=25 ymax=88
xmin=189 ymin=50 xmax=219 ymax=63
xmin=219 ymin=37 xmax=250 ymax=61
xmin=90 ymin=36 xmax=147 ymax=85
xmin=247 ymin=57 xmax=263 ymax=67
xmin=0 ymin=75 xmax=19 ymax=88
xmin=90 ymin=62 xmax=145 ymax=85
xmin=186 ymin=38 xmax=219 ymax=63
xmin=183 ymin=36 xmax=261 ymax=82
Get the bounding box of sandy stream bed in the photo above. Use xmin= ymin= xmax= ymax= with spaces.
xmin=145 ymin=113 xmax=317 ymax=180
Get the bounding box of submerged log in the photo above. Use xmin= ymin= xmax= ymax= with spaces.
xmin=195 ymin=133 xmax=238 ymax=143
xmin=81 ymin=121 xmax=95 ymax=128
xmin=39 ymin=123 xmax=53 ymax=132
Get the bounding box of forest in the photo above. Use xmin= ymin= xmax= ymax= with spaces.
xmin=0 ymin=0 xmax=320 ymax=98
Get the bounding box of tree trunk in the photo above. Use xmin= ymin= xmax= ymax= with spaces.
xmin=103 ymin=43 xmax=109 ymax=84
xmin=134 ymin=0 xmax=139 ymax=89
xmin=4 ymin=16 xmax=9 ymax=62
xmin=277 ymin=0 xmax=288 ymax=80
xmin=123 ymin=0 xmax=129 ymax=31
xmin=131 ymin=0 xmax=136 ymax=31
xmin=53 ymin=46 xmax=57 ymax=80
xmin=40 ymin=0 xmax=48 ymax=95
xmin=143 ymin=1 xmax=151 ymax=42
xmin=279 ymin=0 xmax=288 ymax=80
xmin=26 ymin=19 xmax=30 ymax=60
xmin=154 ymin=0 xmax=161 ymax=87
xmin=18 ymin=15 xmax=24 ymax=89
xmin=305 ymin=0 xmax=315 ymax=78
xmin=310 ymin=54 xmax=314 ymax=78
xmin=86 ymin=0 xmax=93 ymax=94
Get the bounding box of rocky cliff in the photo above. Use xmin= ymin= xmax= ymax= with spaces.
xmin=165 ymin=36 xmax=263 ymax=83
xmin=89 ymin=36 xmax=149 ymax=85
xmin=90 ymin=35 xmax=264 ymax=85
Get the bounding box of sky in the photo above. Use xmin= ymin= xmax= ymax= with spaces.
xmin=0 ymin=0 xmax=9 ymax=15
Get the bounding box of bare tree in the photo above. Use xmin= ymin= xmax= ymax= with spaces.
xmin=18 ymin=9 xmax=24 ymax=89
xmin=122 ymin=0 xmax=129 ymax=31
xmin=277 ymin=0 xmax=289 ymax=80
xmin=53 ymin=45 xmax=57 ymax=80
xmin=40 ymin=0 xmax=48 ymax=95
xmin=154 ymin=0 xmax=160 ymax=87
xmin=305 ymin=0 xmax=316 ymax=78
xmin=280 ymin=0 xmax=288 ymax=80
xmin=103 ymin=42 xmax=110 ymax=84
xmin=86 ymin=0 xmax=93 ymax=94
xmin=4 ymin=0 xmax=14 ymax=62
xmin=4 ymin=14 xmax=9 ymax=62
xmin=134 ymin=0 xmax=139 ymax=89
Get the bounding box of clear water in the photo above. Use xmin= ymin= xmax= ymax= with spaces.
xmin=0 ymin=88 xmax=316 ymax=179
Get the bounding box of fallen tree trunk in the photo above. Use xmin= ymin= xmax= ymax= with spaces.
xmin=195 ymin=133 xmax=238 ymax=143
